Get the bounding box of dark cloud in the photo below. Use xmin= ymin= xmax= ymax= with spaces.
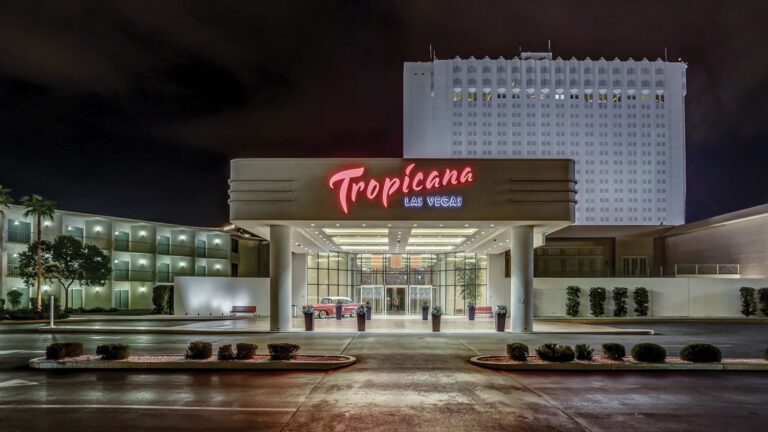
xmin=0 ymin=0 xmax=766 ymax=225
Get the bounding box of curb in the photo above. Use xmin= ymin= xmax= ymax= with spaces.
xmin=29 ymin=355 xmax=356 ymax=371
xmin=536 ymin=317 xmax=768 ymax=324
xmin=470 ymin=356 xmax=768 ymax=371
xmin=36 ymin=327 xmax=272 ymax=335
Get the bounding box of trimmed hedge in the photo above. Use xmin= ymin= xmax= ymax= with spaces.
xmin=566 ymin=286 xmax=580 ymax=317
xmin=96 ymin=344 xmax=130 ymax=360
xmin=186 ymin=341 xmax=212 ymax=360
xmin=218 ymin=344 xmax=235 ymax=361
xmin=506 ymin=343 xmax=529 ymax=361
xmin=602 ymin=343 xmax=626 ymax=361
xmin=236 ymin=343 xmax=257 ymax=360
xmin=589 ymin=287 xmax=607 ymax=317
xmin=152 ymin=285 xmax=174 ymax=314
xmin=740 ymin=287 xmax=757 ymax=317
xmin=680 ymin=343 xmax=722 ymax=363
xmin=535 ymin=343 xmax=575 ymax=362
xmin=633 ymin=287 xmax=649 ymax=316
xmin=268 ymin=343 xmax=300 ymax=360
xmin=46 ymin=342 xmax=84 ymax=360
xmin=612 ymin=287 xmax=628 ymax=317
xmin=574 ymin=344 xmax=594 ymax=361
xmin=630 ymin=343 xmax=666 ymax=363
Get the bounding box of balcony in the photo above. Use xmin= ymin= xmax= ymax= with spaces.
xmin=195 ymin=247 xmax=229 ymax=259
xmin=7 ymin=265 xmax=21 ymax=277
xmin=113 ymin=240 xmax=155 ymax=254
xmin=7 ymin=230 xmax=31 ymax=244
xmin=113 ymin=269 xmax=155 ymax=282
xmin=673 ymin=264 xmax=740 ymax=278
xmin=169 ymin=244 xmax=194 ymax=257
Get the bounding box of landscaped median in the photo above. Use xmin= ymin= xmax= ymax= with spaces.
xmin=470 ymin=342 xmax=768 ymax=371
xmin=30 ymin=341 xmax=355 ymax=371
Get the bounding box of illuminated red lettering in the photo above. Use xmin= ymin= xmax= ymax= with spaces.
xmin=366 ymin=179 xmax=380 ymax=199
xmin=426 ymin=171 xmax=440 ymax=189
xmin=412 ymin=172 xmax=424 ymax=191
xmin=442 ymin=169 xmax=459 ymax=185
xmin=382 ymin=177 xmax=400 ymax=207
xmin=328 ymin=167 xmax=365 ymax=214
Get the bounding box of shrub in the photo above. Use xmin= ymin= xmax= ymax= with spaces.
xmin=268 ymin=343 xmax=300 ymax=360
xmin=758 ymin=288 xmax=768 ymax=316
xmin=680 ymin=343 xmax=722 ymax=363
xmin=46 ymin=342 xmax=84 ymax=360
xmin=566 ymin=286 xmax=580 ymax=317
xmin=0 ymin=298 xmax=5 ymax=311
xmin=589 ymin=287 xmax=607 ymax=317
xmin=612 ymin=287 xmax=628 ymax=317
xmin=218 ymin=344 xmax=235 ymax=361
xmin=740 ymin=287 xmax=757 ymax=317
xmin=602 ymin=343 xmax=626 ymax=361
xmin=574 ymin=344 xmax=594 ymax=361
xmin=630 ymin=343 xmax=666 ymax=363
xmin=96 ymin=344 xmax=130 ymax=360
xmin=496 ymin=305 xmax=508 ymax=315
xmin=301 ymin=305 xmax=315 ymax=315
xmin=152 ymin=285 xmax=174 ymax=314
xmin=186 ymin=341 xmax=212 ymax=360
xmin=535 ymin=343 xmax=575 ymax=362
xmin=7 ymin=290 xmax=23 ymax=310
xmin=506 ymin=343 xmax=529 ymax=361
xmin=431 ymin=306 xmax=443 ymax=316
xmin=235 ymin=343 xmax=257 ymax=360
xmin=633 ymin=287 xmax=649 ymax=316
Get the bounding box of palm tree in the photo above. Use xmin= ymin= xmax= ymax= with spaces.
xmin=21 ymin=195 xmax=56 ymax=310
xmin=0 ymin=186 xmax=13 ymax=301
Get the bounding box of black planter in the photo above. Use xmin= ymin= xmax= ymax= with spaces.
xmin=303 ymin=313 xmax=314 ymax=331
xmin=335 ymin=304 xmax=343 ymax=320
xmin=422 ymin=308 xmax=429 ymax=320
xmin=468 ymin=306 xmax=476 ymax=321
xmin=357 ymin=314 xmax=366 ymax=331
xmin=365 ymin=305 xmax=372 ymax=320
xmin=495 ymin=313 xmax=507 ymax=332
xmin=432 ymin=315 xmax=441 ymax=332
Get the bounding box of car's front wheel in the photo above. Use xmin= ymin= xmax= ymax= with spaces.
xmin=318 ymin=310 xmax=328 ymax=319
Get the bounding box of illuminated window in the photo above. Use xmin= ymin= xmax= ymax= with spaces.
xmin=655 ymin=94 xmax=665 ymax=103
xmin=640 ymin=95 xmax=651 ymax=101
xmin=584 ymin=94 xmax=594 ymax=102
xmin=452 ymin=91 xmax=462 ymax=102
xmin=482 ymin=91 xmax=492 ymax=102
xmin=598 ymin=94 xmax=608 ymax=102
xmin=554 ymin=94 xmax=565 ymax=100
xmin=467 ymin=91 xmax=477 ymax=101
xmin=612 ymin=94 xmax=622 ymax=103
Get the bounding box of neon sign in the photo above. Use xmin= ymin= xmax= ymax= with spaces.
xmin=328 ymin=163 xmax=474 ymax=214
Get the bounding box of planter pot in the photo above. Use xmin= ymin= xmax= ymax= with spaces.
xmin=303 ymin=313 xmax=314 ymax=331
xmin=335 ymin=304 xmax=343 ymax=320
xmin=495 ymin=313 xmax=507 ymax=332
xmin=422 ymin=308 xmax=429 ymax=321
xmin=432 ymin=315 xmax=441 ymax=332
xmin=468 ymin=306 xmax=476 ymax=321
xmin=365 ymin=305 xmax=372 ymax=320
xmin=357 ymin=315 xmax=366 ymax=331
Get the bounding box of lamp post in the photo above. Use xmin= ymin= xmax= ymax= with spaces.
xmin=49 ymin=295 xmax=55 ymax=328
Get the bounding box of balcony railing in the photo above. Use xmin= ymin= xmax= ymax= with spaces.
xmin=113 ymin=269 xmax=155 ymax=282
xmin=7 ymin=230 xmax=31 ymax=244
xmin=674 ymin=264 xmax=740 ymax=277
xmin=195 ymin=247 xmax=229 ymax=259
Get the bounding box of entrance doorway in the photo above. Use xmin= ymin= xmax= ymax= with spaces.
xmin=386 ymin=286 xmax=406 ymax=314
xmin=359 ymin=285 xmax=434 ymax=315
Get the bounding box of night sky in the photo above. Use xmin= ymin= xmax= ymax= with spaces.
xmin=0 ymin=1 xmax=766 ymax=226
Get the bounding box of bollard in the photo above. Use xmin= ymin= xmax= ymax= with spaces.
xmin=49 ymin=295 xmax=55 ymax=328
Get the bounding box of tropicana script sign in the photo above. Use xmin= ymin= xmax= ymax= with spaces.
xmin=328 ymin=163 xmax=474 ymax=214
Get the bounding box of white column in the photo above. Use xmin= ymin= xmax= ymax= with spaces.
xmin=270 ymin=225 xmax=292 ymax=331
xmin=509 ymin=226 xmax=534 ymax=333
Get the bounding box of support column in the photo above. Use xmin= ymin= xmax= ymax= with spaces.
xmin=269 ymin=225 xmax=292 ymax=331
xmin=509 ymin=226 xmax=534 ymax=333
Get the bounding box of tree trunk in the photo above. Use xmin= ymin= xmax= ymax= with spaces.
xmin=36 ymin=214 xmax=42 ymax=310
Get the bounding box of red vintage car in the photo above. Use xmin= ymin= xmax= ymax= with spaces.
xmin=311 ymin=296 xmax=361 ymax=319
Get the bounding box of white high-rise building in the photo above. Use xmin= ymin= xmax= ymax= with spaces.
xmin=404 ymin=52 xmax=686 ymax=225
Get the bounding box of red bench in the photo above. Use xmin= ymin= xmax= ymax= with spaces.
xmin=474 ymin=306 xmax=493 ymax=317
xmin=230 ymin=306 xmax=257 ymax=316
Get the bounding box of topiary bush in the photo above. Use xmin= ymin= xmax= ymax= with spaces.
xmin=630 ymin=343 xmax=666 ymax=363
xmin=680 ymin=343 xmax=722 ymax=363
xmin=612 ymin=287 xmax=628 ymax=317
xmin=535 ymin=343 xmax=575 ymax=362
xmin=589 ymin=287 xmax=607 ymax=317
xmin=218 ymin=344 xmax=235 ymax=361
xmin=602 ymin=343 xmax=626 ymax=361
xmin=186 ymin=341 xmax=212 ymax=360
xmin=758 ymin=288 xmax=768 ymax=316
xmin=268 ymin=343 xmax=300 ymax=360
xmin=151 ymin=285 xmax=174 ymax=314
xmin=46 ymin=342 xmax=84 ymax=360
xmin=566 ymin=286 xmax=580 ymax=317
xmin=633 ymin=287 xmax=649 ymax=317
xmin=574 ymin=344 xmax=594 ymax=361
xmin=740 ymin=287 xmax=757 ymax=317
xmin=236 ymin=343 xmax=257 ymax=360
xmin=96 ymin=344 xmax=130 ymax=360
xmin=506 ymin=343 xmax=529 ymax=361
xmin=7 ymin=289 xmax=23 ymax=310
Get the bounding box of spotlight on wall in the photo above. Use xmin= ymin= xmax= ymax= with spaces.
xmin=95 ymin=226 xmax=102 ymax=233
xmin=114 ymin=260 xmax=119 ymax=264
xmin=179 ymin=235 xmax=187 ymax=241
xmin=139 ymin=259 xmax=146 ymax=266
xmin=140 ymin=286 xmax=146 ymax=292
xmin=13 ymin=220 xmax=19 ymax=225
xmin=179 ymin=263 xmax=186 ymax=268
xmin=139 ymin=231 xmax=147 ymax=237
xmin=213 ymin=239 xmax=221 ymax=245
xmin=44 ymin=221 xmax=51 ymax=227
xmin=214 ymin=264 xmax=221 ymax=270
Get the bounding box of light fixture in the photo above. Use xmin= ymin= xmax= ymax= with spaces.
xmin=179 ymin=263 xmax=186 ymax=268
xmin=214 ymin=264 xmax=221 ymax=270
xmin=322 ymin=228 xmax=387 ymax=235
xmin=490 ymin=224 xmax=495 ymax=227
xmin=139 ymin=259 xmax=146 ymax=266
xmin=13 ymin=221 xmax=19 ymax=225
xmin=179 ymin=235 xmax=186 ymax=241
xmin=339 ymin=245 xmax=389 ymax=251
xmin=139 ymin=286 xmax=146 ymax=292
xmin=405 ymin=245 xmax=455 ymax=251
xmin=44 ymin=221 xmax=51 ymax=227
xmin=411 ymin=228 xmax=477 ymax=235
xmin=139 ymin=231 xmax=147 ymax=237
xmin=332 ymin=237 xmax=388 ymax=244
xmin=114 ymin=260 xmax=119 ymax=264
xmin=115 ymin=231 xmax=120 ymax=235
xmin=95 ymin=226 xmax=103 ymax=233
xmin=408 ymin=237 xmax=465 ymax=244
xmin=214 ymin=239 xmax=221 ymax=245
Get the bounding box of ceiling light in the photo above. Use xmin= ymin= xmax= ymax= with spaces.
xmin=411 ymin=228 xmax=477 ymax=235
xmin=408 ymin=237 xmax=465 ymax=244
xmin=332 ymin=237 xmax=389 ymax=244
xmin=406 ymin=245 xmax=455 ymax=251
xmin=339 ymin=245 xmax=390 ymax=251
xmin=322 ymin=228 xmax=388 ymax=235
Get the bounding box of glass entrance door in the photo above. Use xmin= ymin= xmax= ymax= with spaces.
xmin=408 ymin=285 xmax=434 ymax=314
xmin=360 ymin=285 xmax=384 ymax=314
xmin=385 ymin=286 xmax=407 ymax=315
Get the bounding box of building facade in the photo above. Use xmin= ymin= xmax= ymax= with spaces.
xmin=0 ymin=205 xmax=266 ymax=310
xmin=404 ymin=52 xmax=687 ymax=225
